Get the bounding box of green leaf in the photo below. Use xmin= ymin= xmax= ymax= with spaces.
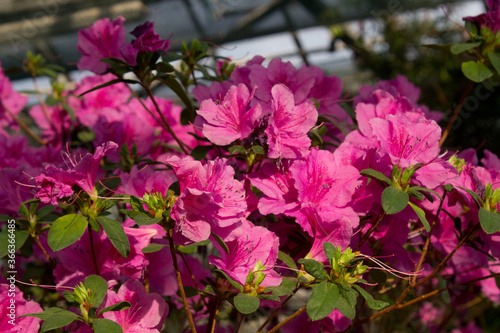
xmin=323 ymin=242 xmax=336 ymax=269
xmin=98 ymin=301 xmax=131 ymax=316
xmin=47 ymin=214 xmax=88 ymax=252
xmin=408 ymin=202 xmax=431 ymax=232
xmin=336 ymin=283 xmax=357 ymax=319
xmin=62 ymin=291 xmax=75 ymax=303
xmin=20 ymin=307 xmax=76 ymax=320
xmin=298 ymin=259 xmax=329 ymax=281
xmin=408 ymin=186 xmax=443 ymax=202
xmin=77 ymin=130 xmax=95 ymax=142
xmin=478 ymin=207 xmax=500 ymax=234
xmin=271 ymin=285 xmax=294 ymax=297
xmin=129 ymin=196 xmax=146 ymax=213
xmin=352 ymin=284 xmax=389 ymax=310
xmin=307 ymin=281 xmax=340 ymax=321
xmin=78 ymin=78 xmax=138 ymax=96
xmin=488 ymin=52 xmax=500 ymax=76
xmin=0 ymin=229 xmax=29 ymax=258
xmin=450 ymin=42 xmax=481 ymax=54
xmin=158 ymin=75 xmax=194 ymax=121
xmin=120 ymin=210 xmax=162 ymax=226
xmin=381 ymin=186 xmax=409 ymax=215
xmin=234 ymin=293 xmax=260 ymax=314
xmin=141 ymin=243 xmax=167 ymax=253
xmin=407 ymin=187 xmax=425 ymax=201
xmin=40 ymin=311 xmax=78 ymax=332
xmin=465 ymin=20 xmax=478 ymax=36
xmin=84 ymin=275 xmax=108 ymax=308
xmin=176 ymin=286 xmax=199 ymax=298
xmin=228 ymin=145 xmax=246 ymax=154
xmin=190 ymin=145 xmax=213 ymax=160
xmin=212 ymin=232 xmax=229 ymax=254
xmin=360 ymin=169 xmax=391 ymax=186
xmin=462 ymin=61 xmax=493 ymax=83
xmin=278 ymin=251 xmax=298 ymax=271
xmin=89 ymin=217 xmax=101 ymax=233
xmin=457 ymin=186 xmax=483 ymax=208
xmin=250 ymin=145 xmax=265 ymax=155
xmin=36 ymin=205 xmax=56 ymax=219
xmin=97 ymin=217 xmax=130 ymax=258
xmin=93 ymin=318 xmax=124 ymax=333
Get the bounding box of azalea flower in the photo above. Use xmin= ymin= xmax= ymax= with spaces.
xmin=0 ymin=283 xmax=42 ymax=332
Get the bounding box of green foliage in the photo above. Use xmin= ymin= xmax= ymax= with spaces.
xmin=234 ymin=293 xmax=260 ymax=314
xmin=47 ymin=214 xmax=88 ymax=252
xmin=381 ymin=186 xmax=409 ymax=215
xmin=96 ymin=216 xmax=131 ymax=258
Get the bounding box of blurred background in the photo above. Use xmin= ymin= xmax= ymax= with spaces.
xmin=1 ymin=0 xmax=498 ymax=155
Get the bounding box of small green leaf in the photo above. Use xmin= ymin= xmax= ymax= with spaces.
xmin=129 ymin=196 xmax=146 ymax=213
xmin=36 ymin=205 xmax=56 ymax=219
xmin=141 ymin=243 xmax=167 ymax=253
xmin=93 ymin=318 xmax=124 ymax=333
xmin=120 ymin=210 xmax=162 ymax=226
xmin=85 ymin=275 xmax=108 ymax=308
xmin=278 ymin=251 xmax=298 ymax=271
xmin=450 ymin=42 xmax=481 ymax=54
xmin=40 ymin=311 xmax=78 ymax=332
xmin=381 ymin=186 xmax=409 ymax=215
xmin=271 ymin=285 xmax=294 ymax=297
xmin=408 ymin=202 xmax=431 ymax=232
xmin=47 ymin=214 xmax=88 ymax=252
xmin=190 ymin=145 xmax=213 ymax=160
xmin=298 ymin=259 xmax=329 ymax=281
xmin=462 ymin=61 xmax=493 ymax=83
xmin=97 ymin=217 xmax=130 ymax=258
xmin=408 ymin=186 xmax=443 ymax=202
xmin=98 ymin=301 xmax=132 ymax=316
xmin=78 ymin=78 xmax=137 ymax=96
xmin=77 ymin=130 xmax=96 ymax=143
xmin=323 ymin=242 xmax=336 ymax=268
xmin=0 ymin=230 xmax=29 ymax=258
xmin=307 ymin=281 xmax=340 ymax=321
xmin=212 ymin=232 xmax=229 ymax=254
xmin=228 ymin=145 xmax=246 ymax=154
xmin=488 ymin=52 xmax=500 ymax=76
xmin=234 ymin=293 xmax=260 ymax=314
xmin=89 ymin=217 xmax=101 ymax=233
xmin=62 ymin=291 xmax=75 ymax=303
xmin=478 ymin=207 xmax=500 ymax=234
xmin=360 ymin=169 xmax=391 ymax=185
xmin=176 ymin=286 xmax=199 ymax=298
xmin=250 ymin=145 xmax=265 ymax=155
xmin=336 ymin=283 xmax=357 ymax=319
xmin=465 ymin=20 xmax=478 ymax=36
xmin=352 ymin=284 xmax=389 ymax=310
xmin=20 ymin=307 xmax=75 ymax=320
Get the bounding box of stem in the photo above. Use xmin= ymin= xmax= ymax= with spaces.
xmin=180 ymin=253 xmax=208 ymax=308
xmin=439 ymin=81 xmax=474 ymax=147
xmin=33 ymin=235 xmax=51 ymax=262
xmin=206 ymin=297 xmax=220 ymax=333
xmin=88 ymin=227 xmax=100 ymax=275
xmin=143 ymin=85 xmax=189 ymax=154
xmin=267 ymin=305 xmax=307 ymax=333
xmin=126 ymin=85 xmax=165 ymax=132
xmin=356 ymin=211 xmax=386 ymax=251
xmin=256 ymin=285 xmax=300 ymax=333
xmin=5 ymin=107 xmax=46 ymax=145
xmin=167 ymin=229 xmax=197 ymax=333
xmin=234 ymin=313 xmax=245 ymax=333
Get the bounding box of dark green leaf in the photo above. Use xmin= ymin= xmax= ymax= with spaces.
xmin=97 ymin=217 xmax=130 ymax=258
xmin=47 ymin=214 xmax=88 ymax=252
xmin=278 ymin=251 xmax=298 ymax=271
xmin=381 ymin=186 xmax=409 ymax=215
xmin=129 ymin=196 xmax=146 ymax=213
xmin=190 ymin=145 xmax=213 ymax=160
xmin=212 ymin=232 xmax=229 ymax=254
xmin=307 ymin=281 xmax=340 ymax=321
xmin=142 ymin=243 xmax=167 ymax=253
xmin=360 ymin=169 xmax=391 ymax=185
xmin=78 ymin=78 xmax=138 ymax=97
xmin=36 ymin=205 xmax=55 ymax=219
xmin=407 ymin=187 xmax=425 ymax=201
xmin=234 ymin=293 xmax=260 ymax=314
xmin=158 ymin=76 xmax=194 ymax=121
xmin=120 ymin=210 xmax=162 ymax=226
xmin=228 ymin=145 xmax=247 ymax=155
xmin=409 ymin=186 xmax=443 ymax=201
xmin=89 ymin=217 xmax=101 ymax=233
xmin=408 ymin=202 xmax=431 ymax=232
xmin=478 ymin=207 xmax=500 ymax=234
xmin=462 ymin=61 xmax=493 ymax=83
xmin=298 ymin=259 xmax=329 ymax=281
xmin=0 ymin=229 xmax=29 ymax=258
xmin=176 ymin=286 xmax=199 ymax=298
xmin=271 ymin=285 xmax=294 ymax=297
xmin=20 ymin=307 xmax=75 ymax=320
xmin=93 ymin=318 xmax=124 ymax=333
xmin=352 ymin=284 xmax=389 ymax=310
xmin=85 ymin=275 xmax=108 ymax=308
xmin=335 ymin=294 xmax=356 ymax=319
xmin=465 ymin=20 xmax=478 ymax=36
xmin=98 ymin=301 xmax=131 ymax=316
xmin=488 ymin=52 xmax=500 ymax=76
xmin=457 ymin=186 xmax=483 ymax=208
xmin=450 ymin=42 xmax=481 ymax=54
xmin=323 ymin=242 xmax=336 ymax=268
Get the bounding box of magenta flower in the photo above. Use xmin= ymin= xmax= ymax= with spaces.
xmin=0 ymin=61 xmax=28 ymax=129
xmin=197 ymin=84 xmax=262 ymax=145
xmin=36 ymin=141 xmax=118 ymax=199
xmin=165 ymin=155 xmax=246 ymax=244
xmin=209 ymin=220 xmax=281 ymax=287
xmin=0 ymin=283 xmax=42 ymax=332
xmin=464 ymin=0 xmax=500 ymax=33
xmin=77 ymin=17 xmax=128 ymax=74
xmin=35 ymin=174 xmax=74 ymax=205
xmin=130 ymin=21 xmax=170 ymax=53
xmin=266 ymin=84 xmax=318 ymax=159
xmin=101 ymin=280 xmax=168 ymax=333
xmin=370 ymin=114 xmax=441 ymax=168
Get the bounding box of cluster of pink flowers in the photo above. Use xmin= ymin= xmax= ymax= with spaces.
xmin=1 ymin=9 xmax=500 ymax=333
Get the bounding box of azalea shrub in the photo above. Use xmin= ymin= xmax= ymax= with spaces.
xmin=2 ymin=3 xmax=500 ymax=333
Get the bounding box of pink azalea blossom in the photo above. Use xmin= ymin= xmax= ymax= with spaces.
xmin=77 ymin=17 xmax=128 ymax=74
xmin=130 ymin=21 xmax=170 ymax=53
xmin=464 ymin=0 xmax=500 ymax=33
xmin=0 ymin=61 xmax=28 ymax=129
xmin=35 ymin=174 xmax=74 ymax=205
xmin=266 ymin=84 xmax=318 ymax=159
xmin=100 ymin=280 xmax=168 ymax=333
xmin=0 ymin=283 xmax=42 ymax=332
xmin=209 ymin=220 xmax=281 ymax=287
xmin=165 ymin=155 xmax=246 ymax=244
xmin=197 ymin=84 xmax=262 ymax=145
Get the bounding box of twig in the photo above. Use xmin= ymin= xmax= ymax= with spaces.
xmin=267 ymin=305 xmax=307 ymax=333
xmin=256 ymin=285 xmax=300 ymax=333
xmin=356 ymin=211 xmax=386 ymax=251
